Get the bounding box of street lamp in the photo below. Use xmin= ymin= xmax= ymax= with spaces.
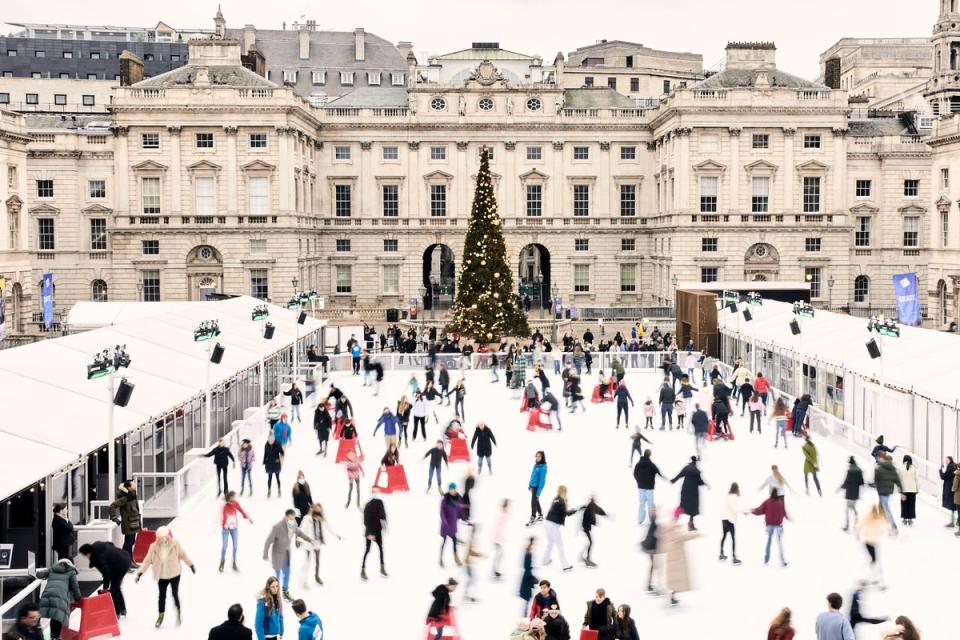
xmin=195 ymin=320 xmax=224 ymax=447
xmin=136 ymin=281 xmax=143 ymax=302
xmin=289 ymin=279 xmax=303 ymax=385
xmin=87 ymin=345 xmax=132 ymax=497
xmin=671 ymin=274 xmax=678 ymax=307
xmin=827 ymin=275 xmax=835 ymax=310
xmin=550 ymin=283 xmax=560 ymax=343
xmin=418 ymin=286 xmax=427 ymax=340
xmin=429 ymin=276 xmax=438 ymax=320
xmin=535 ymin=274 xmax=544 ymax=320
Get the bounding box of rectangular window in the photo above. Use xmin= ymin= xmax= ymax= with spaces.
xmin=933 ymin=100 xmax=941 ymax=116
xmin=6 ymin=50 xmax=15 ymax=57
xmin=805 ymin=267 xmax=822 ymax=298
xmin=335 ymin=239 xmax=351 ymax=252
xmin=855 ymin=179 xmax=871 ymax=197
xmin=855 ymin=216 xmax=871 ymax=247
xmin=26 ymin=93 xmax=38 ymax=105
xmin=620 ymin=146 xmax=636 ymax=160
xmin=195 ymin=133 xmax=214 ymax=149
xmin=90 ymin=52 xmax=101 ymax=60
xmin=942 ymin=167 xmax=950 ymax=190
xmin=249 ymin=133 xmax=267 ymax=148
xmin=700 ymin=134 xmax=719 ymax=153
xmin=335 ymin=264 xmax=352 ymax=293
xmin=701 ymin=237 xmax=718 ymax=252
xmin=621 ymin=238 xmax=636 ymax=251
xmin=478 ymin=147 xmax=495 ymax=162
xmin=335 ymin=184 xmax=352 ymax=217
xmin=903 ymin=216 xmax=919 ymax=247
xmin=54 ymin=94 xmax=67 ymax=105
xmin=141 ymin=133 xmax=159 ymax=149
xmin=751 ymin=176 xmax=770 ymax=213
xmin=620 ymin=264 xmax=636 ymax=292
xmin=573 ymin=184 xmax=590 ymax=216
xmin=430 ymin=184 xmax=447 ymax=217
xmin=943 ymin=211 xmax=950 ymax=248
xmin=663 ymin=79 xmax=671 ymax=94
xmin=699 ymin=176 xmax=718 ymax=212
xmin=802 ymin=176 xmax=821 ymax=213
xmin=248 ymin=177 xmax=269 ymax=215
xmin=7 ymin=165 xmax=16 ymax=188
xmin=805 ymin=237 xmax=822 ymax=252
xmin=37 ymin=179 xmax=54 ymax=198
xmin=141 ymin=239 xmax=159 ymax=255
xmin=194 ymin=176 xmax=215 ymax=215
xmin=382 ymin=184 xmax=399 ymax=217
xmin=584 ymin=77 xmax=594 ymax=87
xmin=249 ymin=239 xmax=267 ymax=254
xmin=86 ymin=74 xmax=98 ymax=80
xmin=37 ymin=218 xmax=55 ymax=250
xmin=607 ymin=77 xmax=617 ymax=90
xmin=82 ymin=95 xmax=95 ymax=106
xmin=144 ymin=54 xmax=154 ymax=62
xmin=142 ymin=270 xmax=160 ymax=302
xmin=312 ymin=71 xmax=326 ymax=85
xmin=573 ymin=146 xmax=589 ymax=160
xmin=630 ymin=77 xmax=639 ymax=92
xmin=803 ymin=134 xmax=821 ymax=149
xmin=620 ymin=184 xmax=636 ymax=216
xmin=526 ymin=184 xmax=542 ymax=217
xmin=574 ymin=264 xmax=590 ymax=292
xmin=382 ymin=146 xmax=399 ymax=161
xmin=250 ymin=269 xmax=269 ymax=300
xmin=170 ymin=54 xmax=179 ymax=62
xmin=334 ymin=146 xmax=351 ymax=160
xmin=282 ymin=70 xmax=297 ymax=84
xmin=526 ymin=146 xmax=542 ymax=161
xmin=35 ymin=50 xmax=45 ymax=58
xmin=62 ymin=51 xmax=73 ymax=59
xmin=391 ymin=72 xmax=405 ymax=86
xmin=340 ymin=71 xmax=354 ymax=86
xmin=383 ymin=239 xmax=399 ymax=252
xmin=0 ymin=93 xmax=8 ymax=104
xmin=141 ymin=177 xmax=161 ymax=214
xmin=574 ymin=238 xmax=589 ymax=251
xmin=383 ymin=264 xmax=400 ymax=294
xmin=89 ymin=179 xmax=106 ymax=199
xmin=90 ymin=218 xmax=107 ymax=251
xmin=700 ymin=267 xmax=718 ymax=283
xmin=752 ymin=133 xmax=769 ymax=150
xmin=904 ymin=179 xmax=920 ymax=197
xmin=31 ymin=73 xmax=42 ymax=80
xmin=430 ymin=146 xmax=446 ymax=161
xmin=367 ymin=72 xmax=381 ymax=85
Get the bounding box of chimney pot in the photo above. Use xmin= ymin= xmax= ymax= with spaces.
xmin=355 ymin=28 xmax=365 ymax=61
xmin=119 ymin=50 xmax=144 ymax=86
xmin=299 ymin=28 xmax=310 ymax=60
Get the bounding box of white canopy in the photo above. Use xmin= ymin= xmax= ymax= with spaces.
xmin=0 ymin=296 xmax=324 ymax=499
xmin=718 ymin=299 xmax=960 ymax=407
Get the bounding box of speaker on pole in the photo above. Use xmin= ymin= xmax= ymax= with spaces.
xmin=865 ymin=338 xmax=881 ymax=359
xmin=789 ymin=319 xmax=801 ymax=335
xmin=742 ymin=308 xmax=753 ymax=322
xmin=263 ymin=322 xmax=275 ymax=340
xmin=210 ymin=342 xmax=225 ymax=364
xmin=726 ymin=301 xmax=737 ymax=313
xmin=114 ymin=378 xmax=135 ymax=407
xmin=298 ymin=311 xmax=307 ymax=325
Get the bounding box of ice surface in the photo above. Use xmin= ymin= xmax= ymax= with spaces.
xmin=112 ymin=368 xmax=950 ymax=639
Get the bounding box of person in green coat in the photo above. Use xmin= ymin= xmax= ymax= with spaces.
xmin=38 ymin=558 xmax=81 ymax=639
xmin=873 ymin=454 xmax=903 ymax=533
xmin=109 ymin=479 xmax=142 ymax=564
xmin=801 ymin=436 xmax=822 ymax=497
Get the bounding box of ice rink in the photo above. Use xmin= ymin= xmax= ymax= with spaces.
xmin=112 ymin=367 xmax=951 ymax=639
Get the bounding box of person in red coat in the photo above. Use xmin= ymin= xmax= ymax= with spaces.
xmin=747 ymin=488 xmax=789 ymax=567
xmin=767 ymin=607 xmax=795 ymax=640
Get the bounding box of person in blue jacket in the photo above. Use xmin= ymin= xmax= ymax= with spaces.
xmin=254 ymin=576 xmax=283 ymax=640
xmin=273 ymin=413 xmax=292 ymax=448
xmin=527 ymin=451 xmax=548 ymax=526
xmin=292 ymin=599 xmax=323 ymax=640
xmin=373 ymin=407 xmax=400 ymax=449
xmin=351 ymin=342 xmax=362 ymax=375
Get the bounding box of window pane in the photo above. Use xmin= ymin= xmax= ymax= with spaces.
xmin=573 ymin=184 xmax=590 ymax=216
xmin=526 ymin=184 xmax=542 ymax=217
xmin=248 ymin=177 xmax=269 ymax=216
xmin=382 ymin=184 xmax=399 ymax=217
xmin=90 ymin=218 xmax=107 ymax=251
xmin=700 ymin=176 xmax=718 ymax=212
xmin=803 ymin=177 xmax=821 ymax=213
xmin=620 ymin=264 xmax=636 ymax=292
xmin=38 ymin=218 xmax=55 ymax=250
xmin=620 ymin=184 xmax=636 ymax=216
xmin=335 ymin=184 xmax=352 ymax=217
xmin=751 ymin=176 xmax=769 ymax=213
xmin=250 ymin=269 xmax=269 ymax=300
xmin=195 ymin=177 xmax=215 ymax=215
xmin=430 ymin=184 xmax=447 ymax=217
xmin=383 ymin=265 xmax=399 ymax=294
xmin=574 ymin=265 xmax=590 ymax=291
xmin=142 ymin=177 xmax=161 ymax=214
xmin=336 ymin=265 xmax=352 ymax=293
xmin=142 ymin=270 xmax=160 ymax=301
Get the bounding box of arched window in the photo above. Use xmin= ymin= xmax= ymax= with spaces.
xmin=938 ymin=279 xmax=949 ymax=325
xmin=91 ymin=279 xmax=108 ymax=302
xmin=853 ymin=275 xmax=870 ymax=303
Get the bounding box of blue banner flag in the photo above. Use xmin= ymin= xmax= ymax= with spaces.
xmin=893 ymin=272 xmax=921 ymax=327
xmin=41 ymin=272 xmax=54 ymax=330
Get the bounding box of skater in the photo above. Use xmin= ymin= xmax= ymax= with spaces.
xmin=462 ymin=524 xmax=486 ymax=602
xmin=544 ymin=604 xmax=571 ymax=639
xmin=942 ymin=456 xmax=958 ymax=528
xmin=291 ymin=599 xmax=323 ymax=639
xmin=674 ymin=398 xmax=686 ymax=430
xmin=37 ymin=556 xmax=81 ymax=640
xmin=855 ymin=504 xmax=890 ymax=588
xmin=815 ymin=593 xmax=855 ymax=640
xmin=426 ymin=578 xmax=458 ymax=640
xmin=424 ymin=440 xmax=449 ymax=494
xmin=840 ymin=456 xmax=865 ymax=532
xmin=300 ymin=503 xmax=340 ymax=586
xmin=759 ymin=465 xmax=793 ymax=498
xmin=850 ymin=581 xmax=888 ymax=630
xmin=711 ymin=395 xmax=731 ymax=438
xmin=439 ymin=483 xmax=464 ymax=567
xmin=263 ymin=434 xmax=284 ymax=499
xmin=263 ymin=510 xmax=315 ymax=601
xmin=412 ymin=392 xmax=429 ymax=442
xmin=719 ymin=483 xmax=741 ymax=565
xmin=396 ymin=395 xmax=411 ymax=448
xmin=568 ymin=373 xmax=585 ymax=413
xmin=254 ymin=577 xmax=284 ymax=640
xmin=767 ymin=608 xmax=795 ymax=640
xmin=528 ymin=451 xmax=548 ymax=525
xmin=525 ymin=379 xmax=541 ymax=410
xmin=438 ymin=363 xmax=451 ymax=402
xmin=471 ymin=421 xmax=497 ymax=474
xmin=351 ymin=341 xmax=362 ymax=374
xmin=424 ymin=381 xmax=441 ymax=423
xmin=579 ymin=496 xmax=608 ymax=567
xmin=108 ymin=479 xmax=142 ymax=563
xmin=628 ymin=429 xmax=653 ymax=466
xmin=50 ymin=503 xmax=75 ymax=562
xmin=873 ymin=453 xmax=902 ymax=533
xmin=661 ymin=510 xmax=700 ymax=606
xmin=373 ymin=406 xmax=401 ymax=450
xmin=344 ymin=449 xmax=364 ymax=508
xmin=899 ymin=455 xmax=918 ymax=526
xmin=671 ymin=456 xmax=707 ymax=531
xmin=747 ymin=393 xmax=764 ymax=433
xmin=754 ymin=373 xmax=770 ymax=410
xmin=633 ymin=448 xmax=664 ymax=525
xmin=542 ymin=485 xmax=576 ymax=571
xmin=360 ymin=496 xmax=388 ymax=581
xmin=205 ymin=437 xmax=236 ymax=496
xmin=492 ymin=500 xmax=510 ymax=579
xmin=219 ymin=491 xmax=252 ymax=572
xmin=207 ymin=604 xmax=252 ymax=640
xmin=381 ymin=443 xmax=400 ymax=467
xmin=737 ymin=376 xmax=754 ymax=417
xmin=791 ymin=394 xmax=812 ymax=437
xmin=678 ymin=376 xmax=698 ymax=417
xmin=135 ymin=526 xmax=196 ymax=627
xmin=691 ymin=403 xmax=709 ymax=457
xmin=283 ymin=382 xmax=303 ymax=423
xmin=802 ymin=436 xmax=823 ymax=496
xmin=612 ymin=605 xmax=640 ymax=640
xmin=266 ymin=398 xmax=281 ymax=431
xmin=447 ymin=378 xmax=467 ymax=419
xmin=770 ymin=398 xmax=790 ymax=448
xmin=273 ymin=413 xmax=292 ymax=448
xmin=614 ymin=382 xmax=634 ymax=429
xmin=530 ymin=579 xmax=559 ymax=619
xmin=658 ymin=378 xmax=675 ymax=430
xmin=582 ymin=588 xmax=615 ymax=636
xmin=78 ymin=541 xmax=130 ymax=617
xmin=643 ymin=398 xmax=655 ymax=429
xmin=518 ymin=538 xmax=538 ymax=616
xmin=461 ymin=469 xmax=476 ymax=522
xmin=292 ymin=471 xmax=313 ymax=525
xmin=313 ymin=402 xmax=331 ymax=456
xmin=747 ymin=488 xmax=789 ymax=567
xmin=542 ymin=388 xmax=563 ymax=430
xmin=238 ymin=439 xmax=255 ymax=495
xmin=640 ymin=507 xmax=660 ymax=594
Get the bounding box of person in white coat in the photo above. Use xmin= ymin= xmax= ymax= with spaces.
xmin=719 ymin=483 xmax=742 ymax=565
xmin=411 ymin=392 xmax=429 ymax=442
xmin=299 ymin=503 xmax=340 ymax=587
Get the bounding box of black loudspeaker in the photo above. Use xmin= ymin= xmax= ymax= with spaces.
xmin=298 ymin=311 xmax=307 ymax=325
xmin=726 ymin=301 xmax=737 ymax=313
xmin=114 ymin=378 xmax=134 ymax=407
xmin=865 ymin=338 xmax=881 ymax=359
xmin=386 ymin=308 xmax=399 ymax=323
xmin=789 ymin=319 xmax=801 ymax=335
xmin=742 ymin=309 xmax=753 ymax=322
xmin=210 ymin=342 xmax=225 ymax=364
xmin=264 ymin=322 xmax=275 ymax=340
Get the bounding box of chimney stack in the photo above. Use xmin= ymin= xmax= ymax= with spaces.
xmin=824 ymin=57 xmax=841 ymax=89
xmin=119 ymin=50 xmax=144 ymax=86
xmin=243 ymin=24 xmax=256 ymax=53
xmin=299 ymin=28 xmax=310 ymax=60
xmin=355 ymin=28 xmax=365 ymax=61
xmin=397 ymin=40 xmax=413 ymax=60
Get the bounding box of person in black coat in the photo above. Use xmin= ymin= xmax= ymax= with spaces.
xmin=840 ymin=456 xmax=865 ymax=532
xmin=79 ymin=541 xmax=131 ymax=616
xmin=426 ymin=579 xmax=458 ymax=639
xmin=543 ymin=604 xmax=571 ymax=640
xmin=614 ymin=384 xmax=634 ymax=430
xmin=470 ymin=422 xmax=497 ymax=475
xmin=579 ymin=497 xmax=608 ymax=567
xmin=205 ymin=437 xmax=236 ymax=496
xmin=518 ymin=538 xmax=538 ymax=616
xmin=208 ymin=604 xmax=253 ymax=640
xmin=361 ymin=497 xmax=387 ymax=580
xmin=262 ymin=435 xmax=284 ymax=498
xmin=612 ymin=604 xmax=640 ymax=640
xmin=51 ymin=503 xmax=75 ymax=561
xmin=657 ymin=380 xmax=675 ymax=430
xmin=671 ymin=456 xmax=707 ymax=530
xmin=711 ymin=397 xmax=731 ymax=437
xmin=314 ymin=403 xmax=332 ymax=456
xmin=940 ymin=457 xmax=958 ymax=527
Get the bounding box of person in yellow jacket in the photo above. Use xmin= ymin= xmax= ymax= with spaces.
xmin=135 ymin=526 xmax=196 ymax=628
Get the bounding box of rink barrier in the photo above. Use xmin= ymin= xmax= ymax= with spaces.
xmin=0 ymin=573 xmax=42 ymax=630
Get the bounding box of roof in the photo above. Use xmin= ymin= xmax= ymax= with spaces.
xmin=562 ymin=87 xmax=636 ymax=108
xmin=24 ymin=114 xmax=113 ymax=130
xmin=0 ymin=296 xmax=324 ymax=500
xmin=696 ymin=68 xmax=827 ymax=90
xmin=567 ymin=40 xmax=701 ymax=62
xmin=134 ymin=64 xmax=275 ymax=88
xmin=436 ymin=46 xmax=535 ymax=61
xmin=848 ymin=118 xmax=911 ymax=137
xmin=325 ymin=86 xmax=408 ymax=107
xmin=225 ymin=28 xmax=405 ymax=71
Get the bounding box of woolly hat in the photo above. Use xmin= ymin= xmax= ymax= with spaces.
xmin=156 ymin=526 xmax=171 ymax=538
xmin=448 ymin=482 xmax=458 ymax=491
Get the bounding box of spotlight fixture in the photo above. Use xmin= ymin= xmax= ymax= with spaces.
xmin=867 ymin=314 xmax=900 ymax=338
xmin=792 ymin=301 xmax=815 ymax=318
xmin=87 ymin=345 xmax=131 ymax=380
xmin=286 ymin=297 xmax=302 ymax=311
xmin=263 ymin=322 xmax=275 ymax=340
xmin=789 ymin=319 xmax=801 ymax=335
xmin=865 ymin=338 xmax=882 ymax=359
xmin=251 ymin=304 xmax=270 ymax=322
xmin=726 ymin=301 xmax=738 ymax=313
xmin=746 ymin=291 xmax=763 ymax=306
xmin=194 ymin=319 xmax=221 ymax=342
xmin=742 ymin=308 xmax=753 ymax=322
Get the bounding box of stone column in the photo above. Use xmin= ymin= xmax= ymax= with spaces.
xmin=168 ymin=126 xmax=182 ymax=214
xmin=504 ymin=141 xmax=516 ymax=218
xmin=727 ymin=127 xmax=741 ymax=213
xmin=224 ymin=126 xmax=238 ymax=216
xmin=782 ymin=128 xmax=796 ymax=212
xmin=552 ymin=142 xmax=564 ymax=218
xmin=407 ymin=141 xmax=420 ymax=218
xmin=112 ymin=126 xmax=129 ymax=215
xmin=599 ymin=141 xmax=612 ymax=215
xmin=457 ymin=141 xmax=469 ymax=217
xmin=676 ymin=128 xmax=692 ymax=212
xmin=276 ymin=128 xmax=291 ymax=213
xmin=360 ymin=141 xmax=373 ymax=218
xmin=832 ymin=127 xmax=848 ymax=213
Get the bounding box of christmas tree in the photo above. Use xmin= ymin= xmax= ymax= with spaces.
xmin=448 ymin=146 xmax=530 ymax=344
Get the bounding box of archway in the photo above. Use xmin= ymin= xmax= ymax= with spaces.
xmin=518 ymin=243 xmax=551 ymax=310
xmin=422 ymin=244 xmax=455 ymax=310
xmin=186 ymin=245 xmax=223 ymax=301
xmin=743 ymin=242 xmax=780 ymax=281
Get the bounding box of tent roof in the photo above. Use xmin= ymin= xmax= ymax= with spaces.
xmin=717 ymin=299 xmax=960 ymax=407
xmin=0 ymin=296 xmax=324 ymax=499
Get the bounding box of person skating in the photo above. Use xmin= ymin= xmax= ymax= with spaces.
xmin=373 ymin=406 xmax=401 ymax=450
xmin=711 ymin=395 xmax=731 ymax=438
xmin=426 ymin=578 xmax=458 ymax=640
xmin=941 ymin=456 xmax=958 ymax=527
xmin=628 ymin=428 xmax=653 ymax=466
xmin=814 ymin=593 xmax=855 ymax=640
xmin=492 ymin=500 xmax=510 ymax=579
xmin=614 ymin=382 xmax=634 ymax=429
xmin=747 ymin=488 xmax=789 ymax=567
xmin=462 ymin=523 xmax=486 ymax=602
xmin=262 ymin=434 xmax=284 ymax=498
xmin=283 ymin=382 xmax=304 ymax=423
xmin=205 ymin=437 xmax=236 ymax=497
xmin=263 ymin=510 xmax=315 ymax=601
xmin=691 ymin=403 xmax=709 ymax=457
xmin=754 ymin=373 xmax=770 ymax=411
xmin=719 ymin=483 xmax=742 ymax=565
xmin=767 ymin=607 xmax=795 ymax=640
xmin=360 ymin=496 xmax=388 ymax=581
xmin=671 ymin=456 xmax=707 ymax=531
xmin=238 ymin=439 xmax=256 ymax=495
xmin=447 ymin=378 xmax=467 ymax=419
xmin=219 ymin=491 xmax=252 ymax=572
xmin=747 ymin=393 xmax=764 ymax=434
xmin=313 ymin=401 xmax=332 ymax=456
xmin=291 ymin=598 xmax=324 ymax=640
xmin=674 ymin=399 xmax=686 ymax=431
xmin=541 ymin=388 xmax=563 ymax=430
xmin=412 ymin=392 xmax=429 ymax=442
xmin=855 ymin=504 xmax=890 ymax=588
xmin=542 ymin=485 xmax=577 ymax=572
xmin=207 ymin=603 xmax=252 ymax=640
xmin=135 ymin=526 xmax=196 ymax=627
xmin=344 ymin=449 xmax=364 ymax=509
xmin=873 ymin=453 xmax=902 ymax=534
xmin=582 ymin=588 xmax=615 ymax=635
xmin=471 ymin=421 xmax=497 ymax=474
xmin=396 ymin=395 xmax=411 ymax=448
xmin=758 ymin=465 xmax=793 ymax=498
xmin=642 ymin=398 xmax=655 ymax=429
xmin=568 ymin=373 xmax=585 ymax=413
xmin=50 ymin=503 xmax=75 ymax=562
xmin=612 ymin=604 xmax=640 ymax=640
xmin=850 ymin=581 xmax=888 ymax=630
xmin=791 ymin=394 xmax=812 ymax=437
xmin=254 ymin=577 xmax=284 ymax=640
xmin=871 ymin=435 xmax=898 ymax=461
xmin=423 ymin=381 xmax=441 ymax=423
xmin=769 ymin=398 xmax=790 ymax=449
xmin=273 ymin=413 xmax=292 ymax=448
xmin=78 ymin=541 xmax=130 ymax=616
xmin=660 ymin=511 xmax=700 ymax=606
xmin=633 ymin=448 xmax=664 ymax=525
xmin=424 ymin=439 xmax=450 ymax=494
xmin=579 ymin=496 xmax=609 ymax=567
xmin=518 ymin=537 xmax=539 ymax=616
xmin=300 ymin=502 xmax=340 ymax=586
xmin=657 ymin=378 xmax=675 ymax=430
xmin=37 ymin=557 xmax=81 ymax=640
xmin=899 ymin=455 xmax=918 ymax=526
xmin=292 ymin=471 xmax=313 ymax=526
xmin=108 ymin=479 xmax=141 ymax=564
xmin=528 ymin=451 xmax=548 ymax=526
xmin=381 ymin=443 xmax=400 ymax=467
xmin=802 ymin=436 xmax=823 ymax=497
xmin=439 ymin=483 xmax=464 ymax=567
xmin=640 ymin=507 xmax=660 ymax=594
xmin=678 ymin=376 xmax=698 ymax=418
xmin=840 ymin=456 xmax=865 ymax=532
xmin=543 ymin=604 xmax=571 ymax=640
xmin=266 ymin=398 xmax=281 ymax=431
xmin=461 ymin=469 xmax=476 ymax=522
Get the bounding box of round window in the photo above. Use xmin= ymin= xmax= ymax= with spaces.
xmin=754 ymin=245 xmax=767 ymax=257
xmin=200 ymin=247 xmax=213 ymax=260
xmin=430 ymin=97 xmax=447 ymax=111
xmin=526 ymin=97 xmax=542 ymax=112
xmin=478 ymin=97 xmax=494 ymax=111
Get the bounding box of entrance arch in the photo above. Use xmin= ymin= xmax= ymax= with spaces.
xmin=423 ymin=244 xmax=455 ymax=310
xmin=518 ymin=243 xmax=551 ymax=309
xmin=743 ymin=242 xmax=780 ymax=281
xmin=186 ymin=245 xmax=223 ymax=301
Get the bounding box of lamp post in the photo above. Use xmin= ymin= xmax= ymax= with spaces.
xmin=290 ymin=278 xmax=301 ymax=385
xmin=418 ymin=286 xmax=427 ymax=340
xmin=671 ymin=274 xmax=678 ymax=308
xmin=194 ymin=320 xmax=221 ymax=447
xmin=136 ymin=281 xmax=143 ymax=302
xmin=827 ymin=275 xmax=835 ymax=310
xmin=550 ymin=283 xmax=559 ymax=343
xmin=536 ymin=274 xmax=544 ymax=320
xmin=87 ymin=345 xmax=131 ymax=499
xmin=429 ymin=276 xmax=438 ymax=321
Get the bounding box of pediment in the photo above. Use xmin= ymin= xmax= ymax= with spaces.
xmin=423 ymin=170 xmax=454 ymax=181
xmin=242 ymin=159 xmax=276 ymax=171
xmin=519 ymin=169 xmax=550 ymax=181
xmin=849 ymin=202 xmax=879 ymax=214
xmin=82 ymin=203 xmax=113 ymax=214
xmin=898 ymin=202 xmax=927 ymax=214
xmin=936 ymin=195 xmax=951 ymax=212
xmin=795 ymin=159 xmax=829 ymax=172
xmin=693 ymin=159 xmax=726 ymax=172
xmin=187 ymin=159 xmax=222 ymax=171
xmin=5 ymin=194 xmax=23 ymax=207
xmin=131 ymin=159 xmax=168 ymax=171
xmin=28 ymin=203 xmax=60 ymax=215
xmin=744 ymin=159 xmax=778 ymax=172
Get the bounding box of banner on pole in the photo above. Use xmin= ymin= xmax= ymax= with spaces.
xmin=41 ymin=272 xmax=54 ymax=330
xmin=893 ymin=272 xmax=921 ymax=326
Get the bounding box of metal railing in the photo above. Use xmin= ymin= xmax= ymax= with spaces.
xmin=0 ymin=572 xmax=43 ymax=630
